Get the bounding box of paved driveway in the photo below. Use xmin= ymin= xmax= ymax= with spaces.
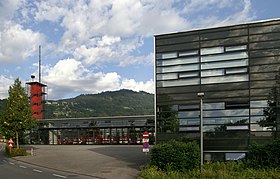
xmin=14 ymin=145 xmax=149 ymax=179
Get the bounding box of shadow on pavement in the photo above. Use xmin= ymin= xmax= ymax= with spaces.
xmin=89 ymin=146 xmax=149 ymax=169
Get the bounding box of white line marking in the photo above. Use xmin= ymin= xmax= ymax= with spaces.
xmin=2 ymin=160 xmax=7 ymax=163
xmin=52 ymin=174 xmax=67 ymax=178
xmin=33 ymin=169 xmax=43 ymax=173
xmin=9 ymin=162 xmax=15 ymax=165
xmin=19 ymin=165 xmax=27 ymax=168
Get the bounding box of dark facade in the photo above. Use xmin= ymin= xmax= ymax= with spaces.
xmin=155 ymin=19 xmax=280 ymax=161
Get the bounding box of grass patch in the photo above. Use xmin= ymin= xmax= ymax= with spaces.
xmin=139 ymin=161 xmax=280 ymax=179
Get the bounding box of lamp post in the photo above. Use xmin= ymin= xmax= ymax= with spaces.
xmin=197 ymin=92 xmax=204 ymax=169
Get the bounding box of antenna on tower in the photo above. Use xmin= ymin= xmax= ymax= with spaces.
xmin=39 ymin=45 xmax=41 ymax=83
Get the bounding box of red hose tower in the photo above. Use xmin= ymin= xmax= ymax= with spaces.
xmin=26 ymin=75 xmax=47 ymax=119
xmin=26 ymin=46 xmax=47 ymax=119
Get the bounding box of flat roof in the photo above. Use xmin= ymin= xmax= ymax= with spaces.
xmin=41 ymin=115 xmax=155 ymax=122
xmin=154 ymin=18 xmax=280 ymax=37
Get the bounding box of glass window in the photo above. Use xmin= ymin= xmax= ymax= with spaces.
xmin=179 ymin=119 xmax=199 ymax=125
xmin=250 ymin=124 xmax=274 ymax=131
xmin=250 ymin=100 xmax=268 ymax=108
xmin=201 ymin=47 xmax=224 ymax=55
xmin=179 ymin=111 xmax=199 ymax=118
xmin=226 ymin=153 xmax=246 ymax=160
xmin=201 ymin=52 xmax=248 ymax=63
xmin=156 ymin=52 xmax=177 ymax=59
xmin=157 ymin=73 xmax=178 ymax=80
xmin=226 ymin=68 xmax=247 ymax=74
xmin=204 ymin=109 xmax=249 ymax=117
xmin=204 ymin=117 xmax=249 ymax=124
xmin=250 ymin=109 xmax=264 ymax=116
xmin=179 ymin=104 xmax=199 ymax=110
xmin=179 ymin=126 xmax=199 ymax=132
xmin=204 ymin=102 xmax=225 ymax=110
xmin=157 ymin=57 xmax=199 ymax=66
xmin=179 ymin=72 xmax=199 ymax=78
xmin=201 ymin=59 xmax=248 ymax=70
xmin=157 ymin=78 xmax=200 ymax=87
xmin=201 ymin=74 xmax=249 ymax=84
xmin=178 ymin=50 xmax=199 ymax=56
xmin=225 ymin=45 xmax=247 ymax=52
xmin=157 ymin=64 xmax=199 ymax=73
xmin=201 ymin=69 xmax=224 ymax=77
xmin=226 ymin=125 xmax=249 ymax=130
xmin=250 ymin=116 xmax=263 ymax=123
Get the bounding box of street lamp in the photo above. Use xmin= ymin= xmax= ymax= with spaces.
xmin=197 ymin=92 xmax=204 ymax=169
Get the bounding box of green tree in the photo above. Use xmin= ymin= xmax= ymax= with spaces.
xmin=259 ymin=69 xmax=280 ymax=137
xmin=0 ymin=78 xmax=37 ymax=148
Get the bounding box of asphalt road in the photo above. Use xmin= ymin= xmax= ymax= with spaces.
xmin=1 ymin=144 xmax=148 ymax=179
xmin=0 ymin=143 xmax=98 ymax=179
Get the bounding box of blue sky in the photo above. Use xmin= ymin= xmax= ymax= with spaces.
xmin=0 ymin=0 xmax=279 ymax=100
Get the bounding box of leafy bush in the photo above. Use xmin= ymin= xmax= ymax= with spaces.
xmin=247 ymin=139 xmax=280 ymax=168
xmin=150 ymin=140 xmax=200 ymax=171
xmin=5 ymin=146 xmax=27 ymax=157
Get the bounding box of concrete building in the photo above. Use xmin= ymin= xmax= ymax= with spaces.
xmin=155 ymin=18 xmax=280 ymax=161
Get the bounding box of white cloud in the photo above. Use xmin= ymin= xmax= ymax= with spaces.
xmin=0 ymin=76 xmax=14 ymax=99
xmin=121 ymin=78 xmax=154 ymax=94
xmin=73 ymin=36 xmax=145 ymax=66
xmin=43 ymin=58 xmax=154 ymax=99
xmin=0 ymin=0 xmax=23 ymax=22
xmin=0 ymin=22 xmax=44 ymax=63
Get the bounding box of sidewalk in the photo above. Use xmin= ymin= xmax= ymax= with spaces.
xmin=14 ymin=145 xmax=147 ymax=179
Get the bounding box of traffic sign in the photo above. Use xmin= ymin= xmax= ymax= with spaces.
xmin=142 ymin=132 xmax=149 ymax=153
xmin=8 ymin=138 xmax=14 ymax=148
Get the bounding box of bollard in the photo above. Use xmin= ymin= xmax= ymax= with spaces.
xmin=31 ymin=147 xmax=34 ymax=156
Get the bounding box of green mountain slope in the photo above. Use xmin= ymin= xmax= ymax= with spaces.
xmin=44 ymin=89 xmax=154 ymax=118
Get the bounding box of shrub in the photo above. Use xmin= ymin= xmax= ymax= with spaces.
xmin=150 ymin=140 xmax=200 ymax=171
xmin=5 ymin=146 xmax=27 ymax=157
xmin=247 ymin=139 xmax=280 ymax=168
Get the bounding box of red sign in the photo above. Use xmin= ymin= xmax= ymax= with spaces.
xmin=8 ymin=138 xmax=14 ymax=148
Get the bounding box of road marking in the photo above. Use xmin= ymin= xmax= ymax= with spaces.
xmin=19 ymin=165 xmax=27 ymax=168
xmin=9 ymin=162 xmax=15 ymax=165
xmin=2 ymin=160 xmax=7 ymax=163
xmin=33 ymin=169 xmax=43 ymax=173
xmin=52 ymin=174 xmax=67 ymax=178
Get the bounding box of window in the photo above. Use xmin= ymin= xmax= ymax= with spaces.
xmin=157 ymin=78 xmax=200 ymax=87
xmin=201 ymin=74 xmax=249 ymax=84
xmin=225 ymin=67 xmax=247 ymax=74
xmin=201 ymin=59 xmax=248 ymax=70
xmin=201 ymin=47 xmax=224 ymax=55
xmin=201 ymin=69 xmax=224 ymax=77
xmin=157 ymin=64 xmax=199 ymax=73
xmin=157 ymin=73 xmax=178 ymax=80
xmin=178 ymin=50 xmax=199 ymax=56
xmin=225 ymin=45 xmax=247 ymax=52
xmin=157 ymin=57 xmax=199 ymax=66
xmin=178 ymin=72 xmax=199 ymax=78
xmin=156 ymin=52 xmax=177 ymax=59
xmin=201 ymin=52 xmax=248 ymax=63
xmin=226 ymin=153 xmax=246 ymax=160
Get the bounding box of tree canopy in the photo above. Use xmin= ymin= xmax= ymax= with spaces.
xmin=0 ymin=78 xmax=37 ymax=148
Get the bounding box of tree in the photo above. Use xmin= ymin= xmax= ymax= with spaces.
xmin=0 ymin=78 xmax=37 ymax=148
xmin=259 ymin=69 xmax=280 ymax=138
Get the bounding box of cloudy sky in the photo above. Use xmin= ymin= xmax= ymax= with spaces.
xmin=0 ymin=0 xmax=279 ymax=100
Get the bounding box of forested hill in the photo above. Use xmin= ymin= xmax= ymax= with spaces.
xmin=44 ymin=89 xmax=154 ymax=119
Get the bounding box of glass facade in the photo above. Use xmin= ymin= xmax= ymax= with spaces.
xmin=155 ymin=19 xmax=280 ymax=161
xmin=29 ymin=115 xmax=155 ymax=145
